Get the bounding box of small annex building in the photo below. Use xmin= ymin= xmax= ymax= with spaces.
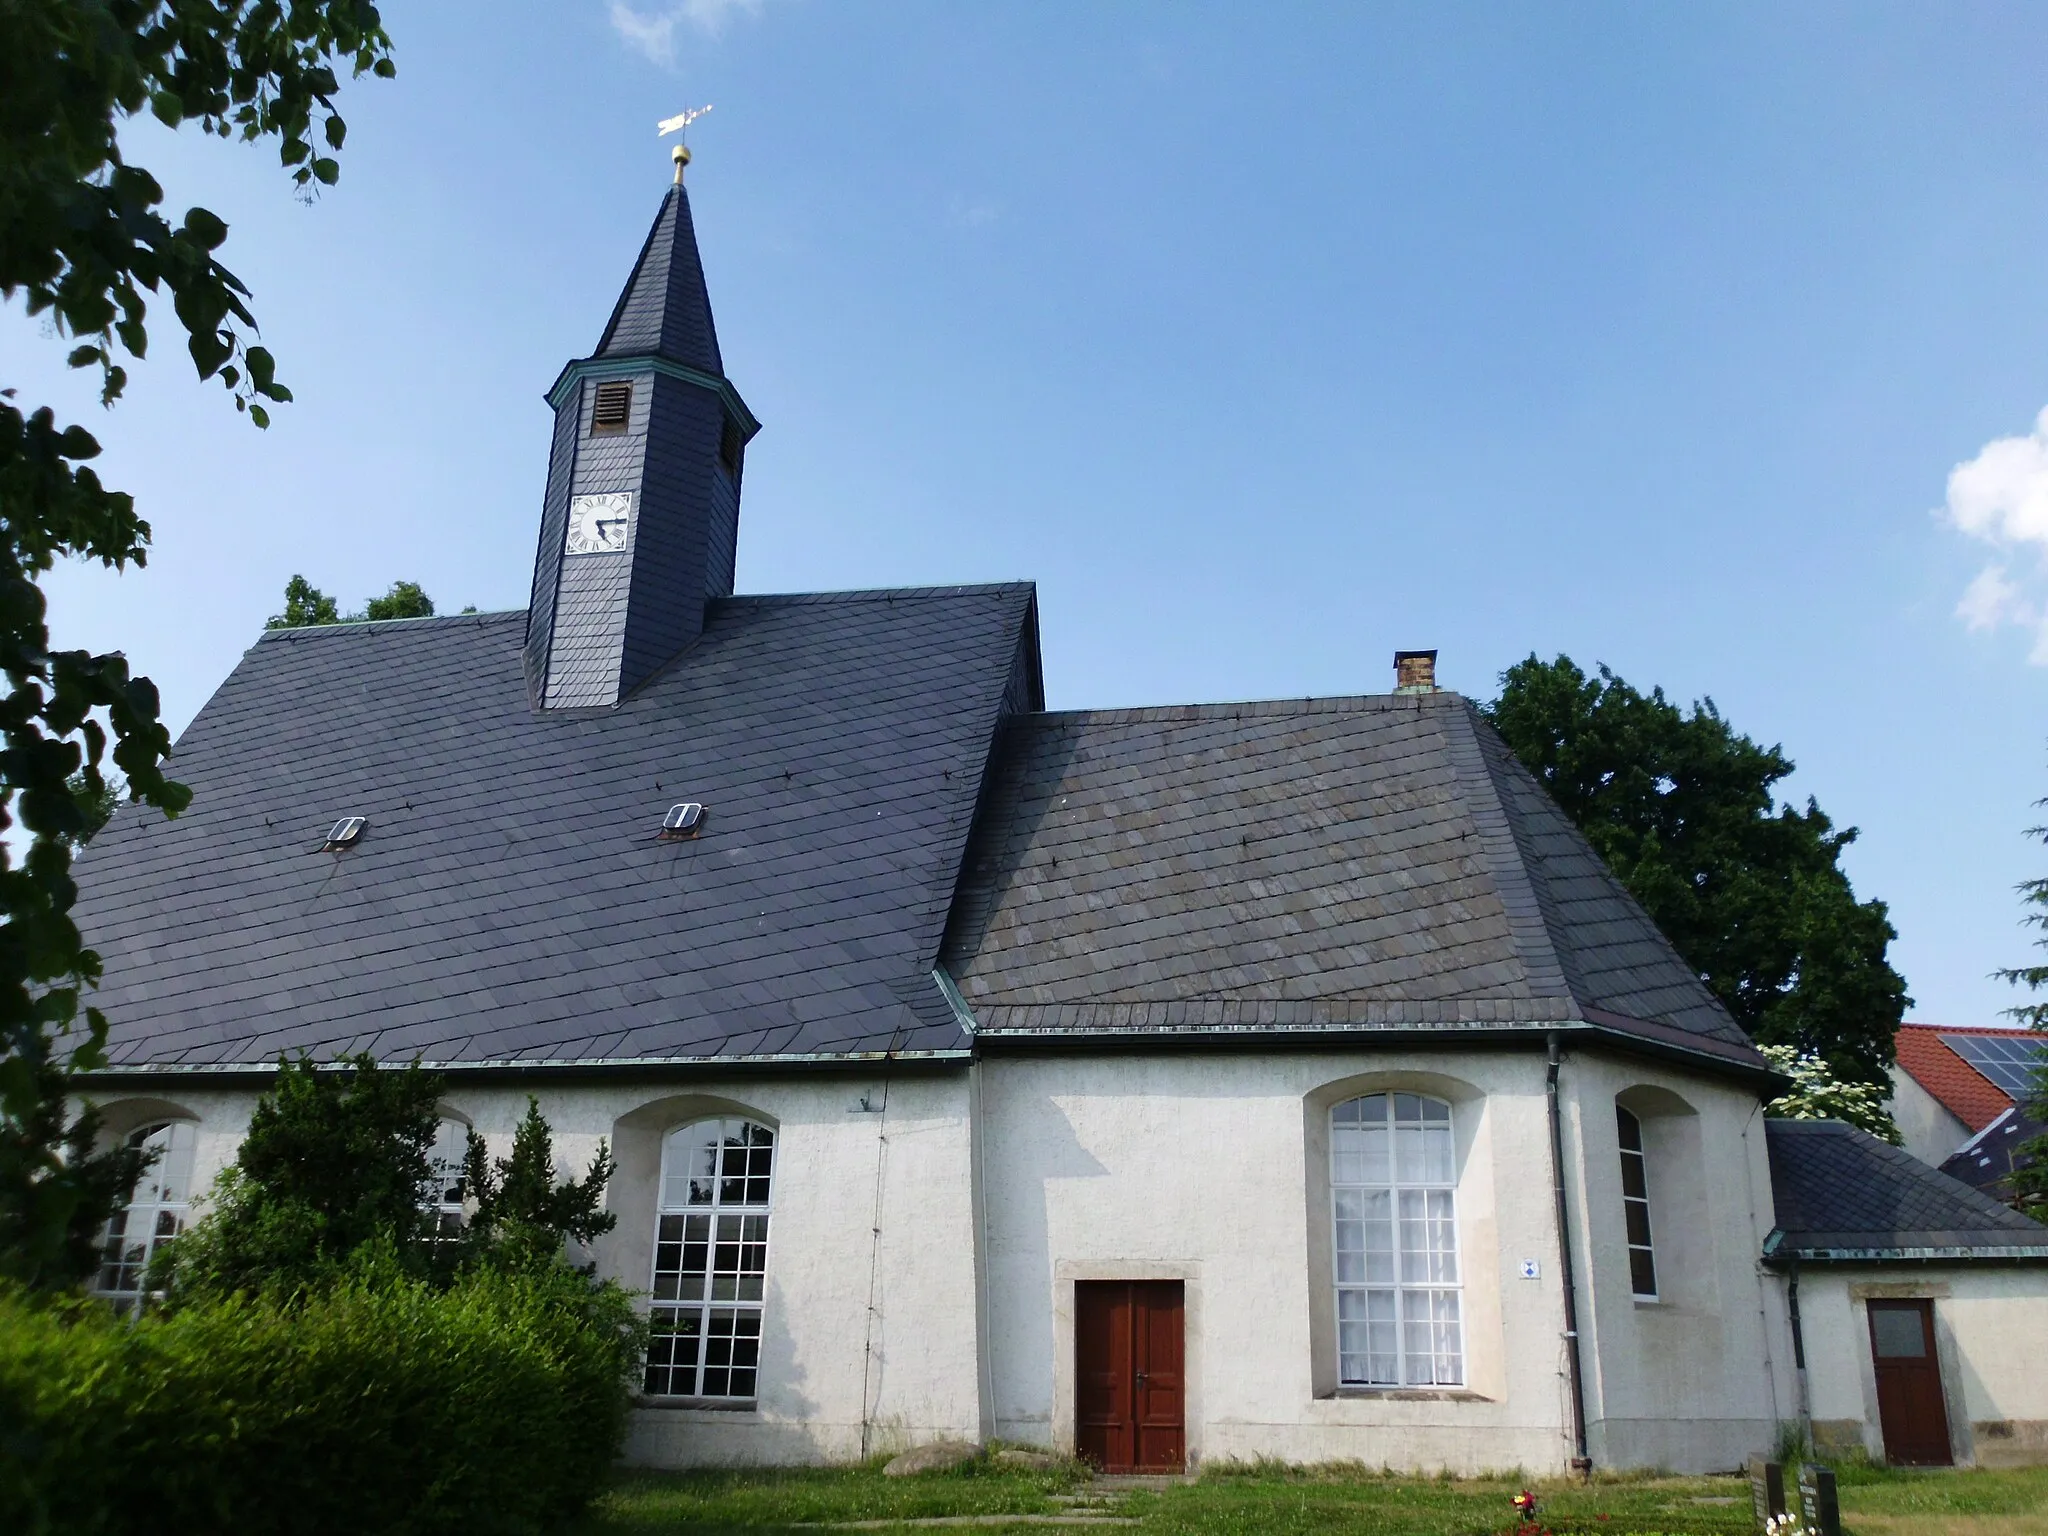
xmin=70 ymin=166 xmax=2048 ymax=1475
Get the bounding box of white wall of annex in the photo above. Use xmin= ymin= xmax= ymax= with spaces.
xmin=1798 ymin=1267 xmax=2048 ymax=1468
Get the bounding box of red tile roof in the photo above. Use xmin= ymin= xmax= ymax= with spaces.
xmin=1894 ymin=1024 xmax=2031 ymax=1132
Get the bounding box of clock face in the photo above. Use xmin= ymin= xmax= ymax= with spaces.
xmin=565 ymin=492 xmax=633 ymax=555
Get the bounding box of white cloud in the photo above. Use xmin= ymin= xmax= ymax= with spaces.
xmin=1940 ymin=407 xmax=2048 ymax=662
xmin=609 ymin=0 xmax=765 ymax=67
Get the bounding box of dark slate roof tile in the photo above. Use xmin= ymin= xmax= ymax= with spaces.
xmin=74 ymin=587 xmax=1034 ymax=1066
xmin=1765 ymin=1119 xmax=2048 ymax=1259
xmin=942 ymin=691 xmax=1762 ymax=1065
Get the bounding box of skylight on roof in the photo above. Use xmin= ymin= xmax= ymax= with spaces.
xmin=658 ymin=802 xmax=705 ymax=841
xmin=1941 ymin=1032 xmax=2047 ymax=1098
xmin=323 ymin=816 xmax=367 ymax=851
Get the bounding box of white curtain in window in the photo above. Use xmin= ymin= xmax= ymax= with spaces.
xmin=1331 ymin=1092 xmax=1462 ymax=1386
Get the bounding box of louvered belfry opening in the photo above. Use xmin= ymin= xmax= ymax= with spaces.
xmin=591 ymin=380 xmax=633 ymax=436
xmin=719 ymin=415 xmax=743 ymax=475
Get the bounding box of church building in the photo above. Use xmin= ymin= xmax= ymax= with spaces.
xmin=70 ymin=156 xmax=2048 ymax=1475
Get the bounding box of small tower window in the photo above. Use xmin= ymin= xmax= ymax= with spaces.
xmin=718 ymin=415 xmax=743 ymax=475
xmin=591 ymin=381 xmax=633 ymax=437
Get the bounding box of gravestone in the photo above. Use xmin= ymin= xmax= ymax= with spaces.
xmin=1748 ymin=1457 xmax=1786 ymax=1529
xmin=1798 ymin=1464 xmax=1840 ymax=1536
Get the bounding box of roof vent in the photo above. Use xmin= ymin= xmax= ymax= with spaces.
xmin=323 ymin=816 xmax=367 ymax=851
xmin=590 ymin=380 xmax=632 ymax=437
xmin=1394 ymin=649 xmax=1438 ymax=695
xmin=657 ymin=802 xmax=705 ymax=841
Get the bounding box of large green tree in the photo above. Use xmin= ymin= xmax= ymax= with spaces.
xmin=1486 ymin=656 xmax=1909 ymax=1089
xmin=0 ymin=1 xmax=393 ymax=1288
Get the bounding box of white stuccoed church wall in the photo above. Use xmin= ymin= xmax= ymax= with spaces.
xmin=1556 ymin=1057 xmax=1792 ymax=1472
xmin=85 ymin=1040 xmax=1796 ymax=1473
xmin=84 ymin=1070 xmax=988 ymax=1468
xmin=975 ymin=1043 xmax=1789 ymax=1474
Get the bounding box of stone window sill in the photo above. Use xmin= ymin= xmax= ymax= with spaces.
xmin=633 ymin=1396 xmax=759 ymax=1414
xmin=1326 ymin=1388 xmax=1493 ymax=1403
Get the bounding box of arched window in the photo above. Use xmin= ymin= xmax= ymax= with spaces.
xmin=1616 ymin=1106 xmax=1657 ymax=1299
xmin=423 ymin=1119 xmax=469 ymax=1243
xmin=645 ymin=1118 xmax=775 ymax=1399
xmin=1330 ymin=1092 xmax=1462 ymax=1386
xmin=93 ymin=1120 xmax=198 ymax=1313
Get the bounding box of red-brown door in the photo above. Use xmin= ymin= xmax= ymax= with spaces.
xmin=1075 ymin=1281 xmax=1184 ymax=1472
xmin=1867 ymin=1299 xmax=1952 ymax=1466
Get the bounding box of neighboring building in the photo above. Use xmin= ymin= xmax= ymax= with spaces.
xmin=1765 ymin=1121 xmax=2048 ymax=1467
xmin=69 ymin=165 xmax=2048 ymax=1474
xmin=1891 ymin=1024 xmax=2046 ymax=1192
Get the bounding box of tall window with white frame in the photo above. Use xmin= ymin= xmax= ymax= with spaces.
xmin=1330 ymin=1092 xmax=1463 ymax=1386
xmin=645 ymin=1118 xmax=775 ymax=1399
xmin=92 ymin=1120 xmax=198 ymax=1314
xmin=1616 ymin=1106 xmax=1658 ymax=1299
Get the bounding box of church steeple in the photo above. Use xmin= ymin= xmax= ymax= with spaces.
xmin=524 ymin=169 xmax=759 ymax=710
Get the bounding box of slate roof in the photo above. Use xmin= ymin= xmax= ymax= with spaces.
xmin=939 ymin=690 xmax=1765 ymax=1069
xmin=1763 ymin=1119 xmax=2048 ymax=1262
xmin=592 ymin=182 xmax=722 ymax=375
xmin=71 ymin=585 xmax=1037 ymax=1068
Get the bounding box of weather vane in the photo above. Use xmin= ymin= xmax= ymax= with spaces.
xmin=658 ymin=105 xmax=714 ymax=182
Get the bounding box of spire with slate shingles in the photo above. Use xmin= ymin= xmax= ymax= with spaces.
xmin=525 ymin=174 xmax=759 ymax=710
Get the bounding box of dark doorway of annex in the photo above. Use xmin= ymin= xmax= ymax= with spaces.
xmin=1075 ymin=1280 xmax=1185 ymax=1473
xmin=1867 ymin=1299 xmax=1952 ymax=1466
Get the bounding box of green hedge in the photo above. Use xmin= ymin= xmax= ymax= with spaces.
xmin=0 ymin=1263 xmax=642 ymax=1536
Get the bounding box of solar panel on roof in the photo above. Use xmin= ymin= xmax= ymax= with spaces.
xmin=1940 ymin=1032 xmax=2048 ymax=1097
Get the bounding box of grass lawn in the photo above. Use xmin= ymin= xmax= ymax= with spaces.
xmin=573 ymin=1458 xmax=2048 ymax=1536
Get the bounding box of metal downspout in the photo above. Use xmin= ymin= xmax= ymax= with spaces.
xmin=1787 ymin=1258 xmax=1811 ymax=1437
xmin=1546 ymin=1032 xmax=1593 ymax=1475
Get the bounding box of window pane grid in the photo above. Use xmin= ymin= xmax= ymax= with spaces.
xmin=647 ymin=1119 xmax=773 ymax=1399
xmin=1617 ymin=1107 xmax=1657 ymax=1299
xmin=92 ymin=1121 xmax=198 ymax=1314
xmin=423 ymin=1119 xmax=468 ymax=1245
xmin=1332 ymin=1093 xmax=1462 ymax=1387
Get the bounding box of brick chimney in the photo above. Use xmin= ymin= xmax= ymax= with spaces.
xmin=1394 ymin=649 xmax=1438 ymax=694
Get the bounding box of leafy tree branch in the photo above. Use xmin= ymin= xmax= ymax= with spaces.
xmin=0 ymin=0 xmax=394 ymax=1289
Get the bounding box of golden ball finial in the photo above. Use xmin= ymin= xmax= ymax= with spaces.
xmin=672 ymin=143 xmax=691 ymax=184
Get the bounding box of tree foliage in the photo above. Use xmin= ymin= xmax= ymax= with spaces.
xmin=1486 ymin=655 xmax=1910 ymax=1089
xmin=1995 ymin=794 xmax=2048 ymax=1215
xmin=460 ymin=1097 xmax=617 ymax=1273
xmin=164 ymin=1061 xmax=620 ymax=1301
xmin=265 ymin=572 xmax=340 ymax=628
xmin=265 ymin=574 xmax=433 ymax=629
xmin=1758 ymin=1044 xmax=1902 ymax=1143
xmin=0 ymin=2 xmax=393 ymax=1287
xmin=160 ymin=1054 xmax=440 ymax=1299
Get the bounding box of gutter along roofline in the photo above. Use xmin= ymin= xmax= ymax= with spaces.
xmin=76 ymin=1049 xmax=974 ymax=1089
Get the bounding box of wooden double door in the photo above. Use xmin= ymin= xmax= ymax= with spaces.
xmin=1075 ymin=1281 xmax=1185 ymax=1473
xmin=1867 ymin=1299 xmax=1952 ymax=1467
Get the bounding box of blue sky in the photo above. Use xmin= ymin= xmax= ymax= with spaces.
xmin=9 ymin=3 xmax=2048 ymax=1028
